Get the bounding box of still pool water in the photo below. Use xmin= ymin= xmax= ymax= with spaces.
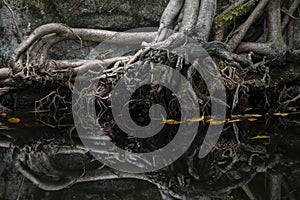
xmin=0 ymin=107 xmax=300 ymax=200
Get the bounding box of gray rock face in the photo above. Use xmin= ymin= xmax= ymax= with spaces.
xmin=0 ymin=0 xmax=167 ymax=67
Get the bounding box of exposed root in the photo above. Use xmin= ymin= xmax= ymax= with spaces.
xmin=214 ymin=0 xmax=257 ymax=41
xmin=156 ymin=0 xmax=184 ymax=42
xmin=11 ymin=23 xmax=156 ymax=73
xmin=195 ymin=0 xmax=217 ymax=41
xmin=281 ymin=0 xmax=300 ymax=31
xmin=179 ymin=0 xmax=200 ymax=32
xmin=228 ymin=0 xmax=270 ymax=51
xmin=236 ymin=0 xmax=286 ymax=57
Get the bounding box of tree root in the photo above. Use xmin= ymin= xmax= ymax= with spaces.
xmin=236 ymin=0 xmax=286 ymax=58
xmin=179 ymin=0 xmax=200 ymax=32
xmin=214 ymin=0 xmax=257 ymax=42
xmin=282 ymin=0 xmax=300 ymax=31
xmin=156 ymin=0 xmax=184 ymax=42
xmin=227 ymin=0 xmax=270 ymax=51
xmin=195 ymin=0 xmax=217 ymax=41
xmin=11 ymin=23 xmax=156 ymax=73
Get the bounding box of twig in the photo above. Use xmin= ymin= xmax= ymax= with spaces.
xmin=280 ymin=94 xmax=300 ymax=108
xmin=281 ymin=7 xmax=296 ymax=20
xmin=281 ymin=0 xmax=300 ymax=31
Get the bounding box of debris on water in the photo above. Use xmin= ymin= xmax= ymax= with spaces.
xmin=247 ymin=118 xmax=258 ymax=122
xmin=250 ymin=135 xmax=271 ymax=140
xmin=8 ymin=117 xmax=21 ymax=124
xmin=274 ymin=112 xmax=289 ymax=117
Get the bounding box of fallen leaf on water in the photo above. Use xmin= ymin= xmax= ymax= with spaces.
xmin=231 ymin=115 xmax=241 ymax=119
xmin=206 ymin=119 xmax=225 ymax=125
xmin=162 ymin=115 xmax=182 ymax=125
xmin=250 ymin=135 xmax=270 ymax=139
xmin=274 ymin=113 xmax=289 ymax=117
xmin=227 ymin=118 xmax=243 ymax=123
xmin=249 ymin=114 xmax=263 ymax=118
xmin=163 ymin=119 xmax=182 ymax=125
xmin=0 ymin=113 xmax=7 ymax=117
xmin=187 ymin=113 xmax=205 ymax=123
xmin=231 ymin=114 xmax=263 ymax=118
xmin=244 ymin=107 xmax=253 ymax=111
xmin=8 ymin=117 xmax=21 ymax=124
xmin=247 ymin=118 xmax=258 ymax=122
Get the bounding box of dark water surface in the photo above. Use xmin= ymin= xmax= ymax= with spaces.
xmin=0 ymin=107 xmax=300 ymax=200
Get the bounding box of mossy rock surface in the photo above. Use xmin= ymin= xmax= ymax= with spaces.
xmin=0 ymin=0 xmax=167 ymax=67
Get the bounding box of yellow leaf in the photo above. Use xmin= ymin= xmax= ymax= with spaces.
xmin=206 ymin=119 xmax=225 ymax=125
xmin=231 ymin=114 xmax=241 ymax=119
xmin=227 ymin=118 xmax=243 ymax=123
xmin=244 ymin=107 xmax=253 ymax=111
xmin=231 ymin=114 xmax=263 ymax=118
xmin=250 ymin=135 xmax=270 ymax=139
xmin=187 ymin=113 xmax=205 ymax=123
xmin=245 ymin=114 xmax=263 ymax=118
xmin=163 ymin=119 xmax=182 ymax=125
xmin=0 ymin=112 xmax=7 ymax=117
xmin=274 ymin=113 xmax=289 ymax=117
xmin=161 ymin=115 xmax=181 ymax=125
xmin=8 ymin=117 xmax=21 ymax=124
xmin=252 ymin=114 xmax=263 ymax=118
xmin=247 ymin=118 xmax=257 ymax=122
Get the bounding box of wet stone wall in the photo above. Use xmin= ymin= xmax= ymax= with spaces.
xmin=0 ymin=0 xmax=167 ymax=67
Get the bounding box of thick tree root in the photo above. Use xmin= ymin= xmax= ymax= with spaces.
xmin=227 ymin=0 xmax=270 ymax=51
